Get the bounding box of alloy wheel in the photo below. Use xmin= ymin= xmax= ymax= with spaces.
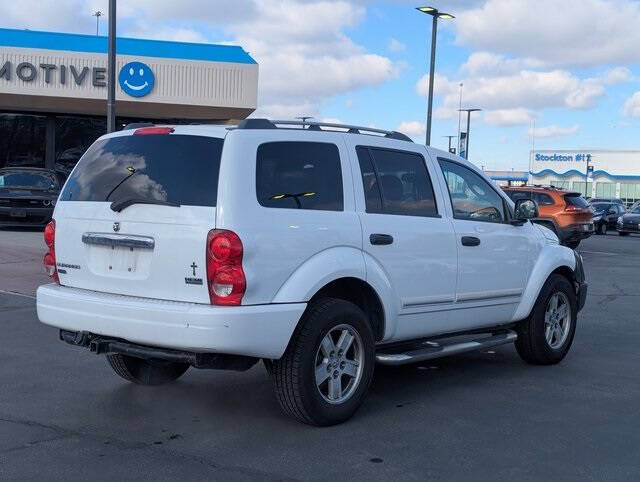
xmin=314 ymin=324 xmax=364 ymax=404
xmin=544 ymin=292 xmax=571 ymax=349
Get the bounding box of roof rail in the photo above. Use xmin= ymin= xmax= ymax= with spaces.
xmin=236 ymin=118 xmax=413 ymax=143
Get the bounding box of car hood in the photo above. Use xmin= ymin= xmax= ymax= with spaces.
xmin=621 ymin=213 xmax=640 ymax=223
xmin=0 ymin=187 xmax=59 ymax=199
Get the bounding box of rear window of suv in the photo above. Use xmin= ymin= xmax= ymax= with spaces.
xmin=256 ymin=141 xmax=343 ymax=211
xmin=59 ymin=134 xmax=224 ymax=206
xmin=564 ymin=193 xmax=590 ymax=208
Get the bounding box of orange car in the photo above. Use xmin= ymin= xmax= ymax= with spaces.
xmin=503 ymin=186 xmax=594 ymax=249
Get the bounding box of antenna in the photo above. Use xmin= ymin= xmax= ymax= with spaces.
xmin=295 ymin=116 xmax=314 ymax=128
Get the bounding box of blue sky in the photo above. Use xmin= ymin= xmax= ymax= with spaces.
xmin=2 ymin=0 xmax=640 ymax=171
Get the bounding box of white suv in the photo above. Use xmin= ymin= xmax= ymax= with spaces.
xmin=37 ymin=119 xmax=587 ymax=426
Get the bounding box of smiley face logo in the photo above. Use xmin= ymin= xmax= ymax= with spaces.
xmin=118 ymin=62 xmax=155 ymax=97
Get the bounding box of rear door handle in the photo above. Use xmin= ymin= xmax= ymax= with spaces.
xmin=370 ymin=234 xmax=394 ymax=246
xmin=461 ymin=236 xmax=481 ymax=247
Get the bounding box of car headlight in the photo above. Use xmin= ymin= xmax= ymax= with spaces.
xmin=593 ymin=215 xmax=601 ymax=221
xmin=617 ymin=216 xmax=623 ymax=224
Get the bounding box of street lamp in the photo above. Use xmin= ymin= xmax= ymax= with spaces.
xmin=93 ymin=11 xmax=102 ymax=36
xmin=458 ymin=108 xmax=482 ymax=160
xmin=416 ymin=6 xmax=455 ymax=146
xmin=443 ymin=135 xmax=456 ymax=154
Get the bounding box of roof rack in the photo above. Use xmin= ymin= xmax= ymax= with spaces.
xmin=236 ymin=118 xmax=413 ymax=143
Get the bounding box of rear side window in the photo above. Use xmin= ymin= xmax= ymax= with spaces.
xmin=60 ymin=134 xmax=223 ymax=206
xmin=564 ymin=193 xmax=590 ymax=208
xmin=256 ymin=142 xmax=343 ymax=211
xmin=505 ymin=190 xmax=530 ymax=202
xmin=356 ymin=146 xmax=438 ymax=217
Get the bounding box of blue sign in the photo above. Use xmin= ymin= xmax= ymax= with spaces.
xmin=535 ymin=153 xmax=592 ymax=162
xmin=118 ymin=61 xmax=154 ymax=97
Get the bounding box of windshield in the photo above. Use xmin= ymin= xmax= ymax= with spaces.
xmin=632 ymin=207 xmax=640 ymax=214
xmin=60 ymin=134 xmax=224 ymax=207
xmin=0 ymin=171 xmax=57 ymax=189
xmin=591 ymin=203 xmax=610 ymax=211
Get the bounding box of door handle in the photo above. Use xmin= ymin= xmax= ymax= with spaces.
xmin=370 ymin=234 xmax=394 ymax=246
xmin=461 ymin=236 xmax=481 ymax=247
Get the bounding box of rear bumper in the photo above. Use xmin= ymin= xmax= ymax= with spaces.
xmin=37 ymin=284 xmax=306 ymax=359
xmin=557 ymin=223 xmax=594 ymax=242
xmin=0 ymin=206 xmax=53 ymax=227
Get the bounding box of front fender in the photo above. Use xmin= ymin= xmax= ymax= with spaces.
xmin=272 ymin=247 xmax=366 ymax=303
xmin=512 ymin=244 xmax=576 ymax=321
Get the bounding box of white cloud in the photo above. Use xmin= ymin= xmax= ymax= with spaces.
xmin=528 ymin=124 xmax=580 ymax=139
xmin=455 ymin=0 xmax=640 ymax=68
xmin=388 ymin=38 xmax=406 ymax=53
xmin=623 ymin=92 xmax=640 ymax=118
xmin=396 ymin=121 xmax=426 ymax=139
xmin=601 ymin=67 xmax=633 ymax=85
xmin=418 ymin=69 xmax=607 ymax=116
xmin=484 ymin=109 xmax=537 ymax=127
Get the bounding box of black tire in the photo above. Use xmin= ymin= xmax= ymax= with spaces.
xmin=271 ymin=298 xmax=375 ymax=426
xmin=515 ymin=274 xmax=577 ymax=365
xmin=564 ymin=240 xmax=580 ymax=249
xmin=106 ymin=354 xmax=189 ymax=385
xmin=619 ymin=231 xmax=629 ymax=236
xmin=263 ymin=359 xmax=274 ymax=377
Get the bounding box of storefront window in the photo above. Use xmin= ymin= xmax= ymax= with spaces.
xmin=595 ymin=182 xmax=616 ymax=198
xmin=571 ymin=181 xmax=593 ymax=197
xmin=0 ymin=113 xmax=47 ymax=170
xmin=55 ymin=116 xmax=106 ymax=176
xmin=620 ymin=183 xmax=640 ymax=208
xmin=550 ymin=179 xmax=570 ymax=189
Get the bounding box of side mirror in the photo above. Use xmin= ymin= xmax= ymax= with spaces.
xmin=513 ymin=199 xmax=538 ymax=225
xmin=607 ymin=208 xmax=616 ymax=215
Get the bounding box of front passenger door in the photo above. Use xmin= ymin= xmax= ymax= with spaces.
xmin=438 ymin=159 xmax=536 ymax=327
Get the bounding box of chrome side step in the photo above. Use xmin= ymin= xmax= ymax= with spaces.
xmin=375 ymin=330 xmax=518 ymax=366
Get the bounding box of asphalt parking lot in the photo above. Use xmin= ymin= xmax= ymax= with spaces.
xmin=0 ymin=230 xmax=639 ymax=481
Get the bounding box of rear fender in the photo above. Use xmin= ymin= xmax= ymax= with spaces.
xmin=512 ymin=244 xmax=576 ymax=321
xmin=272 ymin=247 xmax=367 ymax=304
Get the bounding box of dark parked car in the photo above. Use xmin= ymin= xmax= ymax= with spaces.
xmin=591 ymin=202 xmax=626 ymax=235
xmin=589 ymin=197 xmax=624 ymax=205
xmin=0 ymin=167 xmax=62 ymax=228
xmin=617 ymin=204 xmax=640 ymax=236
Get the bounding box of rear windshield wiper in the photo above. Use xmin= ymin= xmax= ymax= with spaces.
xmin=110 ymin=198 xmax=181 ymax=212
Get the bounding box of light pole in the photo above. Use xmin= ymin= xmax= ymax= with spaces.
xmin=458 ymin=108 xmax=481 ymax=160
xmin=416 ymin=6 xmax=455 ymax=146
xmin=443 ymin=135 xmax=456 ymax=153
xmin=93 ymin=11 xmax=102 ymax=36
xmin=107 ymin=0 xmax=116 ymax=133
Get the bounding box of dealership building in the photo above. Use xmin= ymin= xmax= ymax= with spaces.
xmin=0 ymin=27 xmax=258 ymax=173
xmin=529 ymin=150 xmax=640 ymax=207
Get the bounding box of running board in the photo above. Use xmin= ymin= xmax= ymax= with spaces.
xmin=375 ymin=330 xmax=518 ymax=366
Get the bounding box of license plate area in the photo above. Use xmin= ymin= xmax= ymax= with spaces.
xmin=82 ymin=232 xmax=154 ymax=279
xmin=10 ymin=208 xmax=27 ymax=218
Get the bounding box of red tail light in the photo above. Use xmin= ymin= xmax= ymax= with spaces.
xmin=43 ymin=220 xmax=59 ymax=283
xmin=133 ymin=127 xmax=175 ymax=135
xmin=564 ymin=205 xmax=579 ymax=212
xmin=206 ymin=230 xmax=246 ymax=305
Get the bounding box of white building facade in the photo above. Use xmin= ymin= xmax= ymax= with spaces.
xmin=530 ymin=150 xmax=640 ymax=207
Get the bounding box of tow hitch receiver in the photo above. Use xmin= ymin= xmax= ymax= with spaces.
xmin=59 ymin=330 xmax=258 ymax=371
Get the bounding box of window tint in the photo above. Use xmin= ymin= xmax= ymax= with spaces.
xmin=439 ymin=159 xmax=505 ymax=223
xmin=564 ymin=194 xmax=589 ymax=208
xmin=356 ymin=147 xmax=437 ymax=217
xmin=505 ymin=190 xmax=531 ymax=202
xmin=535 ymin=193 xmax=554 ymax=205
xmin=60 ymin=134 xmax=223 ymax=206
xmin=0 ymin=170 xmax=57 ymax=189
xmin=256 ymin=142 xmax=343 ymax=211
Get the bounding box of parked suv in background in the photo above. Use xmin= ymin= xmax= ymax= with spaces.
xmin=37 ymin=120 xmax=587 ymax=426
xmin=591 ymin=202 xmax=626 ymax=235
xmin=503 ymin=186 xmax=593 ymax=249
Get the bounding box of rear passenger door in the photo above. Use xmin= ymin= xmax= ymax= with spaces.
xmin=349 ymin=141 xmax=458 ymax=341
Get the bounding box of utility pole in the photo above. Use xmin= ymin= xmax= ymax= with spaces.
xmin=457 ymin=82 xmax=463 ymax=148
xmin=585 ymin=154 xmax=592 ymax=197
xmin=107 ymin=0 xmax=116 ymax=133
xmin=93 ymin=11 xmax=102 ymax=36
